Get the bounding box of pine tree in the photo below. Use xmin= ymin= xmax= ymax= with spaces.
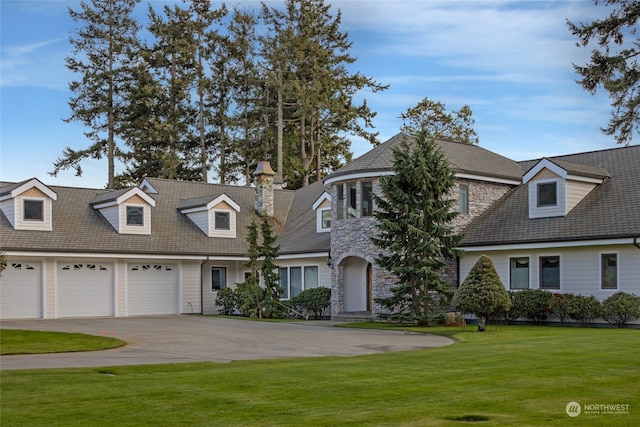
xmin=452 ymin=255 xmax=511 ymax=332
xmin=568 ymin=0 xmax=639 ymax=145
xmin=372 ymin=132 xmax=463 ymax=326
xmin=52 ymin=0 xmax=141 ymax=189
xmin=259 ymin=216 xmax=284 ymax=317
xmin=400 ymin=97 xmax=479 ymax=144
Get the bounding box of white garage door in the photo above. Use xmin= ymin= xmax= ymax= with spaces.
xmin=127 ymin=263 xmax=179 ymax=315
xmin=0 ymin=261 xmax=42 ymax=319
xmin=57 ymin=263 xmax=114 ymax=317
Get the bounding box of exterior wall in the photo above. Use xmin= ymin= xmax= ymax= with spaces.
xmin=100 ymin=205 xmax=120 ymax=231
xmin=460 ymin=244 xmax=640 ymax=299
xmin=119 ymin=201 xmax=152 ymax=235
xmin=186 ymin=210 xmax=210 ymax=235
xmin=181 ymin=260 xmax=202 ymax=315
xmin=202 ymin=260 xmax=244 ymax=315
xmin=329 ymin=177 xmax=514 ymax=319
xmin=566 ymin=180 xmax=596 ymax=213
xmin=14 ymin=191 xmax=54 ymax=231
xmin=528 ymin=177 xmax=566 ymax=218
xmin=0 ymin=199 xmax=15 ymax=226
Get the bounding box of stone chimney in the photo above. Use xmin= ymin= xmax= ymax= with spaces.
xmin=254 ymin=161 xmax=275 ymax=217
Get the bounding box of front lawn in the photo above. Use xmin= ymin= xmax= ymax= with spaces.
xmin=1 ymin=325 xmax=638 ymax=426
xmin=0 ymin=329 xmax=125 ymax=355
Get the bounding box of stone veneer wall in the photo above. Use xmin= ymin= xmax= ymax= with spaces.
xmin=329 ymin=177 xmax=515 ymax=319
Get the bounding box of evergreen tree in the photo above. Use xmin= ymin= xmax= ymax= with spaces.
xmin=372 ymin=132 xmax=463 ymax=326
xmin=52 ymin=0 xmax=141 ymax=189
xmin=400 ymin=97 xmax=479 ymax=144
xmin=568 ymin=0 xmax=639 ymax=145
xmin=452 ymin=255 xmax=511 ymax=332
xmin=259 ymin=215 xmax=284 ymax=317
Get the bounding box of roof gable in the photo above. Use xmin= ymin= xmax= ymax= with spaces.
xmin=0 ymin=178 xmax=57 ymax=201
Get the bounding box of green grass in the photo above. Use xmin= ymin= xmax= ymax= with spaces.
xmin=0 ymin=329 xmax=125 ymax=355
xmin=1 ymin=325 xmax=638 ymax=426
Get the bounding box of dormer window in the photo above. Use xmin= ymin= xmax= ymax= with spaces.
xmin=537 ymin=182 xmax=557 ymax=207
xmin=23 ymin=200 xmax=44 ymax=221
xmin=126 ymin=206 xmax=144 ymax=226
xmin=313 ymin=192 xmax=332 ymax=233
xmin=214 ymin=211 xmax=230 ymax=230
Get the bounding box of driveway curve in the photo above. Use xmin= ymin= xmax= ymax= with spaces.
xmin=0 ymin=316 xmax=454 ymax=370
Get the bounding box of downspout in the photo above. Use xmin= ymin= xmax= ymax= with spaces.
xmin=634 ymin=237 xmax=640 ymax=251
xmin=200 ymin=256 xmax=209 ymax=315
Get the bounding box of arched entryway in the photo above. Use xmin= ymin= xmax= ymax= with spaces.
xmin=342 ymin=256 xmax=372 ymax=312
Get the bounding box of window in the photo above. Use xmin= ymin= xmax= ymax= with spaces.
xmin=459 ymin=184 xmax=469 ymax=215
xmin=537 ymin=182 xmax=557 ymax=207
xmin=337 ymin=184 xmax=345 ymax=219
xmin=601 ymin=253 xmax=617 ymax=289
xmin=214 ymin=211 xmax=230 ymax=230
xmin=320 ymin=208 xmax=331 ymax=231
xmin=126 ymin=206 xmax=143 ymax=225
xmin=361 ymin=181 xmax=373 ymax=217
xmin=279 ymin=266 xmax=319 ymax=299
xmin=509 ymin=257 xmax=529 ymax=289
xmin=23 ymin=200 xmax=43 ymax=221
xmin=347 ymin=182 xmax=357 ymax=218
xmin=539 ymin=256 xmax=560 ymax=289
xmin=211 ymin=267 xmax=227 ymax=291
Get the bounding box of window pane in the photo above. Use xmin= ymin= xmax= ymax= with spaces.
xmin=348 ymin=182 xmax=357 ymax=218
xmin=304 ymin=266 xmax=318 ymax=289
xmin=540 ymin=256 xmax=560 ymax=289
xmin=211 ymin=267 xmax=227 ymax=290
xmin=290 ymin=267 xmax=302 ymax=297
xmin=510 ymin=257 xmax=529 ymax=289
xmin=321 ymin=209 xmax=331 ymax=229
xmin=459 ymin=184 xmax=469 ymax=215
xmin=126 ymin=206 xmax=143 ymax=225
xmin=337 ymin=185 xmax=344 ymax=219
xmin=361 ymin=181 xmax=373 ymax=217
xmin=537 ymin=182 xmax=557 ymax=207
xmin=601 ymin=253 xmax=617 ymax=289
xmin=279 ymin=267 xmax=289 ymax=299
xmin=23 ymin=200 xmax=44 ymax=220
xmin=215 ymin=211 xmax=230 ymax=230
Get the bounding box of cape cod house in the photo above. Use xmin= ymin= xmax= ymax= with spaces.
xmin=1 ymin=133 xmax=639 ymax=321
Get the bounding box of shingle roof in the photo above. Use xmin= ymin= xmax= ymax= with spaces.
xmin=461 ymin=145 xmax=640 ymax=246
xmin=0 ymin=177 xmax=327 ymax=257
xmin=325 ymin=132 xmax=523 ymax=183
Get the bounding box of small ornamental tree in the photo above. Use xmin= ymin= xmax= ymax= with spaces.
xmin=452 ymin=255 xmax=511 ymax=331
xmin=373 ymin=131 xmax=463 ymax=326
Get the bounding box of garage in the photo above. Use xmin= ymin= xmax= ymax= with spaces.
xmin=0 ymin=261 xmax=42 ymax=319
xmin=57 ymin=262 xmax=114 ymax=317
xmin=127 ymin=263 xmax=179 ymax=315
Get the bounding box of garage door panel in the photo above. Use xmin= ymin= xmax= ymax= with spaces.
xmin=128 ymin=264 xmax=178 ymax=315
xmin=0 ymin=262 xmax=42 ymax=319
xmin=57 ymin=263 xmax=113 ymax=317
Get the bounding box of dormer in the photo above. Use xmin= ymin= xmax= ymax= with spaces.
xmin=90 ymin=187 xmax=156 ymax=235
xmin=523 ymin=158 xmax=608 ymax=219
xmin=312 ymin=192 xmax=332 ymax=233
xmin=178 ymin=193 xmax=240 ymax=238
xmin=0 ymin=178 xmax=57 ymax=231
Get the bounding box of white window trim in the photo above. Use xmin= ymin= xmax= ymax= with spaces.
xmin=125 ymin=205 xmax=145 ymax=227
xmin=538 ymin=254 xmax=562 ymax=290
xmin=279 ymin=265 xmax=320 ymax=299
xmin=22 ymin=198 xmax=45 ymax=222
xmin=317 ymin=207 xmax=331 ymax=233
xmin=213 ymin=210 xmax=231 ymax=231
xmin=211 ymin=266 xmax=227 ymax=292
xmin=508 ymin=255 xmax=531 ymax=290
xmin=599 ymin=251 xmax=619 ymax=291
xmin=535 ymin=179 xmax=559 ymax=208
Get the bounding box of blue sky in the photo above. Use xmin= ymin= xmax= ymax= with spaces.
xmin=1 ymin=0 xmax=633 ymax=189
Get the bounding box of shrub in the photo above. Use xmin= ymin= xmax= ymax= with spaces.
xmin=453 ymin=255 xmax=511 ymax=331
xmin=568 ymin=294 xmax=601 ymax=327
xmin=235 ymin=282 xmax=267 ymax=318
xmin=215 ymin=287 xmax=239 ymax=316
xmin=549 ymin=293 xmax=576 ymax=326
xmin=291 ymin=287 xmax=331 ymax=320
xmin=508 ymin=289 xmax=553 ymax=325
xmin=601 ymin=292 xmax=640 ymax=328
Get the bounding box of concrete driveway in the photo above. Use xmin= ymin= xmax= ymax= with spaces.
xmin=0 ymin=316 xmax=454 ymax=370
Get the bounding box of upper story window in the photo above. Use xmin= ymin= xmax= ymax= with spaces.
xmin=337 ymin=185 xmax=345 ymax=219
xmin=23 ymin=200 xmax=44 ymax=221
xmin=321 ymin=209 xmax=331 ymax=230
xmin=214 ymin=211 xmax=230 ymax=230
xmin=459 ymin=184 xmax=469 ymax=215
xmin=361 ymin=181 xmax=373 ymax=217
xmin=313 ymin=192 xmax=332 ymax=233
xmin=126 ymin=206 xmax=144 ymax=226
xmin=537 ymin=182 xmax=557 ymax=207
xmin=347 ymin=182 xmax=357 ymax=218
